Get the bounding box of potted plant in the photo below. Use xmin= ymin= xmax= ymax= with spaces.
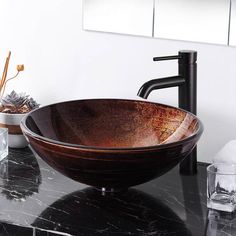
xmin=0 ymin=51 xmax=39 ymax=148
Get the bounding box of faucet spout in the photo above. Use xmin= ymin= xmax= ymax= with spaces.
xmin=137 ymin=76 xmax=185 ymax=99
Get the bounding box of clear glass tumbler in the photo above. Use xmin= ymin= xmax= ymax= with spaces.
xmin=0 ymin=128 xmax=8 ymax=161
xmin=207 ymin=163 xmax=236 ymax=212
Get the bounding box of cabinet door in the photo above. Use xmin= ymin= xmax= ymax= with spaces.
xmin=229 ymin=0 xmax=236 ymax=46
xmin=154 ymin=0 xmax=230 ymax=45
xmin=83 ymin=0 xmax=154 ymax=37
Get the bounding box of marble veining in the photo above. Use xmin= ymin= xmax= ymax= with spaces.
xmin=0 ymin=148 xmax=234 ymax=235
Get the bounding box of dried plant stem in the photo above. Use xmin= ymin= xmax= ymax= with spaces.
xmin=0 ymin=52 xmax=11 ymax=95
xmin=0 ymin=60 xmax=7 ymax=89
xmin=0 ymin=71 xmax=19 ymax=98
xmin=0 ymin=58 xmax=8 ymax=90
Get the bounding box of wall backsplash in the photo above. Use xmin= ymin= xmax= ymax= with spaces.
xmin=0 ymin=0 xmax=235 ymax=163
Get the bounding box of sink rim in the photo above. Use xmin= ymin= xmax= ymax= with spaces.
xmin=20 ymin=98 xmax=204 ymax=152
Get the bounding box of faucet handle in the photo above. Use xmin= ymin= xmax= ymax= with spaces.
xmin=153 ymin=51 xmax=197 ymax=64
xmin=153 ymin=55 xmax=180 ymax=61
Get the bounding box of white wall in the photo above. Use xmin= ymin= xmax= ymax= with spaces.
xmin=0 ymin=0 xmax=235 ymax=163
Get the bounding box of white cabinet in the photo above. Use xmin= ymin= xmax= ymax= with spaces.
xmin=154 ymin=0 xmax=230 ymax=45
xmin=83 ymin=0 xmax=154 ymax=37
xmin=229 ymin=0 xmax=236 ymax=46
xmin=83 ymin=0 xmax=236 ymax=46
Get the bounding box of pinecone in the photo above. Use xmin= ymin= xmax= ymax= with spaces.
xmin=0 ymin=90 xmax=39 ymax=114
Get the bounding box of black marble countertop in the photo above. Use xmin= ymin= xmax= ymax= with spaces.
xmin=0 ymin=148 xmax=234 ymax=236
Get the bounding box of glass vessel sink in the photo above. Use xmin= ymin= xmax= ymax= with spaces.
xmin=21 ymin=99 xmax=203 ymax=192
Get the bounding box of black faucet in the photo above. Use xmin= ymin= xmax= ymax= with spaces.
xmin=137 ymin=50 xmax=197 ymax=175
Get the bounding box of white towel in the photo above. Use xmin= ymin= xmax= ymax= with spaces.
xmin=213 ymin=140 xmax=236 ymax=164
xmin=213 ymin=140 xmax=236 ymax=193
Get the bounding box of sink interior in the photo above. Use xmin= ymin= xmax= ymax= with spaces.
xmin=25 ymin=99 xmax=199 ymax=148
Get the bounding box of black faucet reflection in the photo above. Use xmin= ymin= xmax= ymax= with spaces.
xmin=33 ymin=188 xmax=192 ymax=236
xmin=137 ymin=50 xmax=197 ymax=175
xmin=0 ymin=148 xmax=41 ymax=201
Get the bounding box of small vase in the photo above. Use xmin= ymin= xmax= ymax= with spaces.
xmin=0 ymin=112 xmax=28 ymax=148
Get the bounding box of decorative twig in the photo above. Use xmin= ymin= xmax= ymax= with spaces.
xmin=0 ymin=71 xmax=19 ymax=98
xmin=0 ymin=51 xmax=11 ymax=93
xmin=0 ymin=52 xmax=24 ymax=99
xmin=0 ymin=59 xmax=7 ymax=90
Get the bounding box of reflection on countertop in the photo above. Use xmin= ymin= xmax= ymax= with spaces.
xmin=0 ymin=149 xmax=41 ymax=201
xmin=206 ymin=209 xmax=236 ymax=236
xmin=0 ymin=148 xmax=233 ymax=235
xmin=33 ymin=188 xmax=192 ymax=236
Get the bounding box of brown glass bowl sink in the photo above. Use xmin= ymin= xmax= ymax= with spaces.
xmin=21 ymin=99 xmax=203 ymax=191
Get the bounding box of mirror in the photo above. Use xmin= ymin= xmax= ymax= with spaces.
xmin=154 ymin=0 xmax=230 ymax=45
xmin=83 ymin=0 xmax=154 ymax=37
xmin=83 ymin=0 xmax=235 ymax=46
